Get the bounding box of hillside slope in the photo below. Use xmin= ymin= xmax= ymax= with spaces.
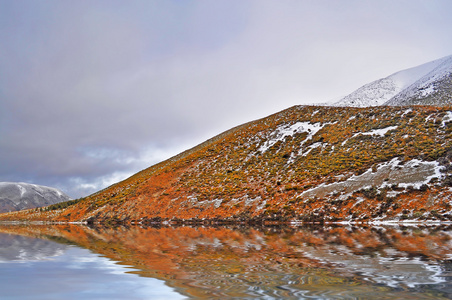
xmin=1 ymin=105 xmax=452 ymax=223
xmin=334 ymin=55 xmax=452 ymax=107
xmin=0 ymin=182 xmax=71 ymax=213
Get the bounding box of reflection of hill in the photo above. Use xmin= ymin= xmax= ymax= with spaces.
xmin=0 ymin=232 xmax=68 ymax=261
xmin=1 ymin=225 xmax=452 ymax=299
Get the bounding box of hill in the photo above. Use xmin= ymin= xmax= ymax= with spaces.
xmin=1 ymin=105 xmax=452 ymax=224
xmin=333 ymin=55 xmax=452 ymax=107
xmin=0 ymin=182 xmax=71 ymax=213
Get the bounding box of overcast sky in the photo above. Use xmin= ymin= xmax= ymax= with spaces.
xmin=1 ymin=0 xmax=452 ymax=198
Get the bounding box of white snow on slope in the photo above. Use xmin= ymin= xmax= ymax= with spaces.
xmin=352 ymin=125 xmax=398 ymax=138
xmin=442 ymin=111 xmax=452 ymax=126
xmin=342 ymin=126 xmax=397 ymax=146
xmin=333 ymin=55 xmax=452 ymax=107
xmin=258 ymin=122 xmax=326 ymax=153
xmin=17 ymin=184 xmax=27 ymax=197
xmin=298 ymin=158 xmax=443 ymax=201
xmin=386 ymin=56 xmax=452 ymax=105
xmin=300 ymin=142 xmax=325 ymax=157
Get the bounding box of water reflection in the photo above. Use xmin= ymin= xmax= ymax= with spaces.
xmin=0 ymin=229 xmax=186 ymax=300
xmin=1 ymin=224 xmax=452 ymax=299
xmin=0 ymin=232 xmax=67 ymax=262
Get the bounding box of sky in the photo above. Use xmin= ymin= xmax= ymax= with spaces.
xmin=1 ymin=0 xmax=452 ymax=198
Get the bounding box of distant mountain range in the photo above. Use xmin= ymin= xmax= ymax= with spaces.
xmin=1 ymin=56 xmax=451 ymax=224
xmin=333 ymin=55 xmax=452 ymax=107
xmin=0 ymin=182 xmax=71 ymax=213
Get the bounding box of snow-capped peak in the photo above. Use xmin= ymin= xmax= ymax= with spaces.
xmin=385 ymin=55 xmax=452 ymax=106
xmin=333 ymin=55 xmax=452 ymax=107
xmin=0 ymin=182 xmax=72 ymax=212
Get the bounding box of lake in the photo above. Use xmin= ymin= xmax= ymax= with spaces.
xmin=1 ymin=224 xmax=452 ymax=299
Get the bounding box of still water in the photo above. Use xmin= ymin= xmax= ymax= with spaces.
xmin=0 ymin=233 xmax=184 ymax=300
xmin=1 ymin=224 xmax=452 ymax=299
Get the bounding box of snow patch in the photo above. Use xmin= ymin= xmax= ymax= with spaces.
xmin=256 ymin=199 xmax=267 ymax=211
xmin=396 ymin=159 xmax=444 ymax=189
xmin=197 ymin=198 xmax=223 ymax=209
xmin=300 ymin=142 xmax=325 ymax=157
xmin=420 ymin=85 xmax=435 ymax=97
xmin=354 ymin=126 xmax=398 ymax=137
xmin=351 ymin=197 xmax=365 ymax=208
xmin=401 ymin=108 xmax=413 ymax=117
xmin=16 ymin=184 xmax=27 ymax=197
xmin=298 ymin=157 xmax=443 ymax=200
xmin=342 ymin=126 xmax=397 ymax=146
xmin=442 ymin=111 xmax=452 ymax=127
xmin=258 ymin=122 xmax=326 ymax=153
xmin=227 ymin=195 xmax=264 ymax=210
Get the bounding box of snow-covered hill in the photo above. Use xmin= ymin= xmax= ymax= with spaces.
xmin=0 ymin=182 xmax=71 ymax=213
xmin=333 ymin=55 xmax=452 ymax=107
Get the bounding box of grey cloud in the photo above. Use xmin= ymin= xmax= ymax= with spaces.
xmin=1 ymin=0 xmax=451 ymax=198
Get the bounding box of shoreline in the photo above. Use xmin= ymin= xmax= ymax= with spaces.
xmin=2 ymin=218 xmax=452 ymax=228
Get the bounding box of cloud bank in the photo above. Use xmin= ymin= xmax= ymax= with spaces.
xmin=1 ymin=0 xmax=452 ymax=197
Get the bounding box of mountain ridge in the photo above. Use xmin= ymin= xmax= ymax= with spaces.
xmin=334 ymin=55 xmax=452 ymax=107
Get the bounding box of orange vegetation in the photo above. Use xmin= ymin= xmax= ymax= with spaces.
xmin=1 ymin=105 xmax=452 ymax=223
